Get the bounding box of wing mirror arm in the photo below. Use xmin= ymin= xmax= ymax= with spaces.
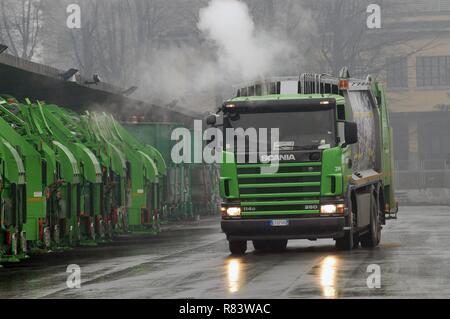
xmin=206 ymin=114 xmax=217 ymax=127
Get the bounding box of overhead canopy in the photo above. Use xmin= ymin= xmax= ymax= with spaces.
xmin=0 ymin=53 xmax=198 ymax=126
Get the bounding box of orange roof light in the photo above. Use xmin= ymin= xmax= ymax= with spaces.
xmin=339 ymin=79 xmax=349 ymax=90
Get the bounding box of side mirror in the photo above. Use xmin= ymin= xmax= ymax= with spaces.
xmin=344 ymin=121 xmax=358 ymax=146
xmin=206 ymin=114 xmax=217 ymax=126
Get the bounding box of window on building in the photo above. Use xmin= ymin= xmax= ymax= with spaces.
xmin=416 ymin=56 xmax=450 ymax=87
xmin=386 ymin=57 xmax=408 ymax=89
xmin=419 ymin=117 xmax=450 ymax=160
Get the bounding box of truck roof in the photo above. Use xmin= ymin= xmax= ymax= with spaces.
xmin=228 ymin=94 xmax=345 ymax=105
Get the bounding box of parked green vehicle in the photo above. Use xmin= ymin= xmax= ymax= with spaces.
xmin=0 ymin=137 xmax=27 ymax=262
xmin=102 ymin=115 xmax=166 ymax=231
xmin=0 ymin=98 xmax=47 ymax=257
xmin=0 ymin=94 xmax=218 ymax=263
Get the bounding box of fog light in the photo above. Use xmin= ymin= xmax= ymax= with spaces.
xmin=226 ymin=207 xmax=241 ymax=217
xmin=321 ymin=204 xmax=337 ymax=214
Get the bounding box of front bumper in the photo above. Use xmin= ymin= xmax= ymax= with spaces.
xmin=221 ymin=217 xmax=346 ymax=241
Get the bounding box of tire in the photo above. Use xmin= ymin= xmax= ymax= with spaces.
xmin=360 ymin=193 xmax=381 ymax=248
xmin=269 ymin=240 xmax=288 ymax=252
xmin=335 ymin=230 xmax=353 ymax=250
xmin=252 ymin=240 xmax=268 ymax=251
xmin=353 ymin=233 xmax=360 ymax=249
xmin=43 ymin=227 xmax=51 ymax=249
xmin=336 ymin=198 xmax=355 ymax=251
xmin=229 ymin=240 xmax=247 ymax=255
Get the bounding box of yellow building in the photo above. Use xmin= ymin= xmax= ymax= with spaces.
xmin=382 ymin=0 xmax=450 ymax=198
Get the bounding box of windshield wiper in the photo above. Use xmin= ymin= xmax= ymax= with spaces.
xmin=288 ymin=145 xmax=321 ymax=150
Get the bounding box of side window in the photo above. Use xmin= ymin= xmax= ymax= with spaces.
xmin=337 ymin=105 xmax=346 ymax=120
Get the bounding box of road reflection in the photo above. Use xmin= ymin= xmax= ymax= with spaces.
xmin=319 ymin=256 xmax=339 ymax=298
xmin=226 ymin=258 xmax=243 ymax=293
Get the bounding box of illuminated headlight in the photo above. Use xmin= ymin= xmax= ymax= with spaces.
xmin=226 ymin=207 xmax=241 ymax=217
xmin=321 ymin=204 xmax=337 ymax=214
xmin=321 ymin=204 xmax=345 ymax=214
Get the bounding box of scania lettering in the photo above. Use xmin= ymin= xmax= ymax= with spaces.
xmin=260 ymin=154 xmax=295 ymax=162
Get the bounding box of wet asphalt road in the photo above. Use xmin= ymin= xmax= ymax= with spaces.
xmin=1 ymin=206 xmax=450 ymax=299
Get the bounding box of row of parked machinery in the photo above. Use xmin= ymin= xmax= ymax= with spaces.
xmin=0 ymin=96 xmax=219 ymax=263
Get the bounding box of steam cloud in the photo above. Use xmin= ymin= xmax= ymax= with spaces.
xmin=137 ymin=0 xmax=297 ymax=111
xmin=198 ymin=0 xmax=293 ymax=81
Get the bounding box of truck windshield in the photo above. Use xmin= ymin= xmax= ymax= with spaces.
xmin=224 ymin=108 xmax=336 ymax=152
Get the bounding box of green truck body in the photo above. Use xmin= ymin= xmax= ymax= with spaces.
xmin=0 ymin=96 xmax=168 ymax=262
xmin=217 ymin=72 xmax=397 ymax=254
xmin=0 ymin=138 xmax=27 ymax=262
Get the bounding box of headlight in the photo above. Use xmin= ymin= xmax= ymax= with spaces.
xmin=226 ymin=207 xmax=241 ymax=217
xmin=320 ymin=204 xmax=345 ymax=214
xmin=321 ymin=204 xmax=337 ymax=214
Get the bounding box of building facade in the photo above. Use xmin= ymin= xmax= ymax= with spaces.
xmin=384 ymin=0 xmax=450 ymax=202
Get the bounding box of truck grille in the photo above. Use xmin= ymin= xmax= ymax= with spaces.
xmin=237 ymin=162 xmax=322 ymax=216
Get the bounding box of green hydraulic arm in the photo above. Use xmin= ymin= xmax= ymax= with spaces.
xmin=0 ymin=138 xmax=27 ymax=262
xmin=79 ymin=111 xmax=128 ymax=233
xmin=35 ymin=103 xmax=103 ymax=241
xmin=20 ymin=99 xmax=83 ymax=245
xmin=101 ymin=114 xmax=164 ymax=229
xmin=373 ymin=82 xmax=398 ymax=217
xmin=0 ymin=98 xmax=46 ymax=251
xmin=111 ymin=116 xmax=168 ymax=214
xmin=96 ymin=115 xmax=148 ymax=230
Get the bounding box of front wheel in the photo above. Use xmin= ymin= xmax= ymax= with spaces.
xmin=252 ymin=240 xmax=268 ymax=251
xmin=229 ymin=240 xmax=247 ymax=255
xmin=269 ymin=240 xmax=288 ymax=252
xmin=335 ymin=230 xmax=353 ymax=251
xmin=360 ymin=193 xmax=381 ymax=248
xmin=353 ymin=233 xmax=360 ymax=249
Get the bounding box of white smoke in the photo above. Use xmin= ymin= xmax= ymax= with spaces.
xmin=197 ymin=0 xmax=294 ymax=81
xmin=135 ymin=0 xmax=302 ymax=111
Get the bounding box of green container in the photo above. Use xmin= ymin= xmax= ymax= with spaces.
xmin=123 ymin=123 xmax=181 ymax=168
xmin=123 ymin=123 xmax=220 ymax=219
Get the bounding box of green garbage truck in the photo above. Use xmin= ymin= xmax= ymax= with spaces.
xmin=208 ymin=69 xmax=398 ymax=255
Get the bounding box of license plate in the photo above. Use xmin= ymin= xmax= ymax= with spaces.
xmin=270 ymin=219 xmax=289 ymax=227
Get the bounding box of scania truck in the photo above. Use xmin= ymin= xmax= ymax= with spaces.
xmin=207 ymin=69 xmax=397 ymax=255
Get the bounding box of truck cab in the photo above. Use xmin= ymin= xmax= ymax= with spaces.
xmin=211 ymin=71 xmax=397 ymax=255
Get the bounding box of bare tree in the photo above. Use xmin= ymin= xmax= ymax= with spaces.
xmin=0 ymin=0 xmax=43 ymax=59
xmin=42 ymin=0 xmax=182 ymax=88
xmin=303 ymin=0 xmax=438 ymax=78
xmin=94 ymin=0 xmax=178 ymax=87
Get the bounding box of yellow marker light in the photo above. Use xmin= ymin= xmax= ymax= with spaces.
xmin=336 ymin=204 xmax=345 ymax=214
xmin=226 ymin=207 xmax=241 ymax=217
xmin=339 ymin=79 xmax=349 ymax=90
